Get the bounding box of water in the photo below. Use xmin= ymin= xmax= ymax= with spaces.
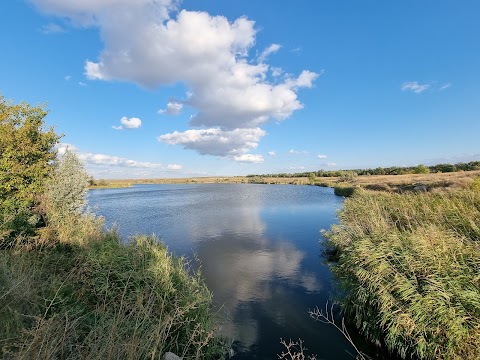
xmin=87 ymin=183 xmax=361 ymax=359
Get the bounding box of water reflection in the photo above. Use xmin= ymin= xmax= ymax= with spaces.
xmin=88 ymin=184 xmax=358 ymax=359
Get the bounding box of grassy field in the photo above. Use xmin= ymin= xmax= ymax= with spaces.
xmin=325 ymin=185 xmax=480 ymax=359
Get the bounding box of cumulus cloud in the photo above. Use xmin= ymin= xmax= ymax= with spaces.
xmin=113 ymin=116 xmax=142 ymax=130
xmin=167 ymin=164 xmax=183 ymax=170
xmin=79 ymin=152 xmax=161 ymax=168
xmin=317 ymin=154 xmax=327 ymax=159
xmin=158 ymin=128 xmax=266 ymax=157
xmin=158 ymin=101 xmax=183 ymax=115
xmin=32 ymin=0 xmax=318 ymax=159
xmin=324 ymin=162 xmax=337 ymax=167
xmin=267 ymin=151 xmax=276 ymax=156
xmin=401 ymin=81 xmax=430 ymax=94
xmin=233 ymin=154 xmax=264 ymax=163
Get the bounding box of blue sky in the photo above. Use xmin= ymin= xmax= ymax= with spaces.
xmin=1 ymin=0 xmax=479 ymax=178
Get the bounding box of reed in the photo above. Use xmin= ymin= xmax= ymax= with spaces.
xmin=0 ymin=232 xmax=226 ymax=359
xmin=326 ymin=188 xmax=480 ymax=359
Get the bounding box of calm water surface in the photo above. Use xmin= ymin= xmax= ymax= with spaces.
xmin=88 ymin=183 xmax=361 ymax=359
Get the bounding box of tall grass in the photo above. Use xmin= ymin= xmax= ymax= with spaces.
xmin=0 ymin=232 xmax=226 ymax=359
xmin=326 ymin=189 xmax=480 ymax=359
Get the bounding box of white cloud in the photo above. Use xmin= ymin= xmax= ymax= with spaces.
xmin=401 ymin=81 xmax=430 ymax=94
xmin=258 ymin=43 xmax=281 ymax=63
xmin=271 ymin=67 xmax=283 ymax=77
xmin=289 ymin=149 xmax=309 ymax=154
xmin=158 ymin=101 xmax=183 ymax=115
xmin=288 ymin=166 xmax=305 ymax=170
xmin=233 ymin=154 xmax=264 ymax=163
xmin=317 ymin=154 xmax=327 ymax=159
xmin=64 ymin=75 xmax=71 ymax=81
xmin=113 ymin=116 xmax=142 ymax=130
xmin=324 ymin=162 xmax=337 ymax=167
xmin=53 ymin=142 xmax=193 ymax=178
xmin=39 ymin=22 xmax=65 ymax=34
xmin=158 ymin=127 xmax=266 ymax=157
xmin=32 ymin=0 xmax=318 ymax=160
xmin=439 ymin=83 xmax=452 ymax=91
xmin=79 ymin=152 xmax=161 ymax=168
xmin=56 ymin=143 xmax=78 ymax=155
xmin=78 ymin=81 xmax=87 ymax=86
xmin=267 ymin=151 xmax=276 ymax=156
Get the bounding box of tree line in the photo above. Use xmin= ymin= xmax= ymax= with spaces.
xmin=247 ymin=161 xmax=480 ymax=178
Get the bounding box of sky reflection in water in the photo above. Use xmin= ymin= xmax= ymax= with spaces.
xmin=88 ymin=184 xmax=362 ymax=359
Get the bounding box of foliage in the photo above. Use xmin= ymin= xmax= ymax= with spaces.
xmin=39 ymin=150 xmax=102 ymax=245
xmin=0 ymin=233 xmax=226 ymax=359
xmin=0 ymin=96 xmax=59 ymax=245
xmin=333 ymin=185 xmax=356 ymax=197
xmin=413 ymin=164 xmax=430 ymax=174
xmin=46 ymin=150 xmax=90 ymax=217
xmin=326 ymin=189 xmax=480 ymax=359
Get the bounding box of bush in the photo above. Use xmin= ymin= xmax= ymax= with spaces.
xmin=333 ymin=185 xmax=356 ymax=197
xmin=40 ymin=150 xmax=102 ymax=245
xmin=0 ymin=96 xmax=59 ymax=246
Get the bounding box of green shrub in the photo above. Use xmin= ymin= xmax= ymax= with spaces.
xmin=0 ymin=96 xmax=59 ymax=246
xmin=333 ymin=185 xmax=356 ymax=197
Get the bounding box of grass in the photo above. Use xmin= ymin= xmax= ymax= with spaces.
xmin=325 ymin=186 xmax=480 ymax=359
xmin=0 ymin=230 xmax=226 ymax=359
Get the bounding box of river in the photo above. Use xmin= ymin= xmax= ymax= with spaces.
xmin=88 ymin=183 xmax=363 ymax=359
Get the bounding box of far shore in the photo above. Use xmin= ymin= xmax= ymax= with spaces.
xmin=89 ymin=169 xmax=480 ymax=192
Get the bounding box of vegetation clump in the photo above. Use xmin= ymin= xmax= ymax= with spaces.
xmin=0 ymin=97 xmax=225 ymax=359
xmin=326 ymin=189 xmax=480 ymax=359
xmin=0 ymin=96 xmax=59 ymax=246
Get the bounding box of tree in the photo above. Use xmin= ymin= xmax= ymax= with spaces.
xmin=413 ymin=164 xmax=430 ymax=174
xmin=45 ymin=149 xmax=90 ymax=219
xmin=0 ymin=96 xmax=60 ymax=245
xmin=42 ymin=149 xmax=103 ymax=244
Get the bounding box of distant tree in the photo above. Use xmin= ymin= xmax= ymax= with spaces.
xmin=413 ymin=164 xmax=430 ymax=174
xmin=0 ymin=96 xmax=60 ymax=245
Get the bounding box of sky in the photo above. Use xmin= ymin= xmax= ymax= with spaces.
xmin=1 ymin=0 xmax=479 ymax=179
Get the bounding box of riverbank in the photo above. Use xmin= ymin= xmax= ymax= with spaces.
xmin=325 ymin=185 xmax=480 ymax=359
xmin=90 ymin=170 xmax=480 ymax=192
xmin=1 ymin=228 xmax=227 ymax=359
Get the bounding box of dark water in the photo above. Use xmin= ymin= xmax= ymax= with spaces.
xmin=87 ymin=183 xmax=362 ymax=359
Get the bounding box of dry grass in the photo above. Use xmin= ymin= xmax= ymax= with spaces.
xmin=0 ymin=233 xmax=227 ymax=359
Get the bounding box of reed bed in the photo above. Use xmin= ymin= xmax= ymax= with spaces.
xmin=326 ymin=188 xmax=480 ymax=359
